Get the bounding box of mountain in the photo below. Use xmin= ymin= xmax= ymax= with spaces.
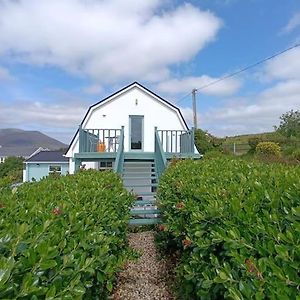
xmin=0 ymin=129 xmax=67 ymax=158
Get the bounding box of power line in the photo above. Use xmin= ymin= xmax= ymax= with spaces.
xmin=175 ymin=91 xmax=192 ymax=104
xmin=175 ymin=42 xmax=300 ymax=104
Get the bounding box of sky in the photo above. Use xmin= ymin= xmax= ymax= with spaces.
xmin=0 ymin=0 xmax=299 ymax=144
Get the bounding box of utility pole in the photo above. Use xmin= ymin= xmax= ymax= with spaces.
xmin=192 ymin=88 xmax=198 ymax=129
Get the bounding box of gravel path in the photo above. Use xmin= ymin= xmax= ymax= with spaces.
xmin=113 ymin=231 xmax=175 ymax=300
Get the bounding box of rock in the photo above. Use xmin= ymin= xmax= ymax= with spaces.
xmin=113 ymin=231 xmax=175 ymax=300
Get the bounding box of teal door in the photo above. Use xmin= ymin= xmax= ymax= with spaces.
xmin=129 ymin=115 xmax=144 ymax=150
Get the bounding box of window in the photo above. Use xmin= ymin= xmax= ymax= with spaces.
xmin=49 ymin=165 xmax=62 ymax=174
xmin=0 ymin=157 xmax=5 ymax=163
xmin=99 ymin=161 xmax=113 ymax=171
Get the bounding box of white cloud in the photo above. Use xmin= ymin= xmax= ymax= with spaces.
xmin=0 ymin=66 xmax=14 ymax=81
xmin=264 ymin=47 xmax=300 ymax=81
xmin=157 ymin=75 xmax=241 ymax=97
xmin=0 ymin=99 xmax=86 ymax=142
xmin=282 ymin=12 xmax=300 ymax=33
xmin=82 ymin=84 xmax=103 ymax=95
xmin=200 ymin=79 xmax=300 ymax=137
xmin=187 ymin=44 xmax=300 ymax=137
xmin=0 ymin=0 xmax=222 ymax=83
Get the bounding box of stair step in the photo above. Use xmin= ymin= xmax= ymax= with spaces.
xmin=124 ymin=167 xmax=154 ymax=169
xmin=136 ymin=192 xmax=157 ymax=196
xmin=131 ymin=209 xmax=160 ymax=215
xmin=123 ymin=170 xmax=156 ymax=173
xmin=124 ymin=161 xmax=154 ymax=164
xmin=129 ymin=218 xmax=161 ymax=225
xmin=123 ymin=176 xmax=157 ymax=180
xmin=125 ymin=183 xmax=158 ymax=187
xmin=134 ymin=199 xmax=156 ymax=205
xmin=123 ymin=172 xmax=156 ymax=177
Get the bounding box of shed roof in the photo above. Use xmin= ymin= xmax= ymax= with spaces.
xmin=26 ymin=150 xmax=69 ymax=162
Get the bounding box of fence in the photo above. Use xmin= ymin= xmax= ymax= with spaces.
xmin=222 ymin=141 xmax=300 ymax=155
xmin=79 ymin=127 xmax=122 ymax=153
xmin=222 ymin=143 xmax=250 ymax=155
xmin=157 ymin=129 xmax=194 ymax=153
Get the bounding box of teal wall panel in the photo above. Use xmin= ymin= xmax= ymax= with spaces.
xmin=27 ymin=163 xmax=69 ymax=182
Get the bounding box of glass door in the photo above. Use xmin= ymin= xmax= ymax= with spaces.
xmin=129 ymin=115 xmax=144 ymax=150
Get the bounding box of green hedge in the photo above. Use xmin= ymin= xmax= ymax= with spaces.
xmin=0 ymin=170 xmax=134 ymax=299
xmin=157 ymin=158 xmax=300 ymax=299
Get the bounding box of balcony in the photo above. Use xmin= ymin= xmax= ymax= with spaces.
xmin=76 ymin=126 xmax=199 ymax=159
xmin=74 ymin=126 xmax=200 ymax=175
xmin=79 ymin=127 xmax=122 ymax=153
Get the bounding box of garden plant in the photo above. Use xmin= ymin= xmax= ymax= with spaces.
xmin=0 ymin=169 xmax=134 ymax=299
xmin=157 ymin=158 xmax=300 ymax=299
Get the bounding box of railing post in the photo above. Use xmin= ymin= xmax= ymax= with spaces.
xmin=79 ymin=124 xmax=83 ymax=153
xmin=114 ymin=126 xmax=125 ymax=174
xmin=191 ymin=127 xmax=195 ymax=153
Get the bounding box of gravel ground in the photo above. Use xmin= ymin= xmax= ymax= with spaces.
xmin=112 ymin=231 xmax=175 ymax=300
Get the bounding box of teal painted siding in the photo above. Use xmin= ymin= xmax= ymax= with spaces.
xmin=26 ymin=163 xmax=69 ymax=182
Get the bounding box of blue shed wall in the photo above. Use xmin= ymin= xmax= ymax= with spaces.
xmin=26 ymin=163 xmax=69 ymax=182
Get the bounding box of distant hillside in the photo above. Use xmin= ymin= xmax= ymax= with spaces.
xmin=222 ymin=132 xmax=281 ymax=144
xmin=0 ymin=129 xmax=67 ymax=157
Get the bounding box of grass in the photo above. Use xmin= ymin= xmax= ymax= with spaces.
xmin=222 ymin=131 xmax=281 ymax=144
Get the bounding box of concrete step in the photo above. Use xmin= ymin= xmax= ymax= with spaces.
xmin=123 ymin=176 xmax=157 ymax=180
xmin=135 ymin=192 xmax=157 ymax=197
xmin=130 ymin=209 xmax=160 ymax=215
xmin=134 ymin=199 xmax=156 ymax=205
xmin=125 ymin=183 xmax=158 ymax=187
xmin=129 ymin=218 xmax=161 ymax=225
xmin=123 ymin=172 xmax=156 ymax=176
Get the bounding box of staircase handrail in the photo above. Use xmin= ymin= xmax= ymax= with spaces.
xmin=154 ymin=127 xmax=167 ymax=179
xmin=114 ymin=126 xmax=124 ymax=174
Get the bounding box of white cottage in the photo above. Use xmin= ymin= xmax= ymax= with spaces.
xmin=66 ymin=82 xmax=199 ymax=177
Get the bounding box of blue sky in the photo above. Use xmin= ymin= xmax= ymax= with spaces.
xmin=0 ymin=0 xmax=299 ymax=143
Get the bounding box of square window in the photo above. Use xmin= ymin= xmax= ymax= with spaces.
xmin=99 ymin=161 xmax=113 ymax=170
xmin=49 ymin=165 xmax=62 ymax=173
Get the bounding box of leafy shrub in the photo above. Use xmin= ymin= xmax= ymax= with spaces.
xmin=0 ymin=176 xmax=13 ymax=196
xmin=256 ymin=141 xmax=281 ymax=156
xmin=0 ymin=156 xmax=23 ymax=180
xmin=203 ymin=150 xmax=226 ymax=160
xmin=275 ymin=109 xmax=300 ymax=138
xmin=194 ymin=129 xmax=223 ymax=154
xmin=248 ymin=137 xmax=261 ymax=153
xmin=0 ymin=169 xmax=134 ymax=299
xmin=157 ymin=158 xmax=300 ymax=299
xmin=282 ymin=145 xmax=296 ymax=157
xmin=292 ymin=149 xmax=300 ymax=161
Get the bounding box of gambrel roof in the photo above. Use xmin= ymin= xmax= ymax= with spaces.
xmin=65 ymin=81 xmax=188 ymax=155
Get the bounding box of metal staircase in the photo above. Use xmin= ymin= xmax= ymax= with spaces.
xmin=122 ymin=156 xmax=161 ymax=225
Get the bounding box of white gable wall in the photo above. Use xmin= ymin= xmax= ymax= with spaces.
xmin=84 ymin=87 xmax=186 ymax=152
xmin=67 ymin=86 xmax=187 ymax=156
xmin=66 ymin=85 xmax=188 ymax=173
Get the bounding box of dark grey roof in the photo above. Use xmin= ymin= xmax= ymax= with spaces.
xmin=0 ymin=146 xmax=40 ymax=158
xmin=26 ymin=150 xmax=69 ymax=162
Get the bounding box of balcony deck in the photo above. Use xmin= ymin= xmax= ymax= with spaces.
xmin=74 ymin=151 xmax=201 ymax=160
xmin=75 ymin=126 xmax=201 ymax=173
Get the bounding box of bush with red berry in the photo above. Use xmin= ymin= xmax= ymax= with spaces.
xmin=157 ymin=157 xmax=300 ymax=299
xmin=0 ymin=169 xmax=134 ymax=299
